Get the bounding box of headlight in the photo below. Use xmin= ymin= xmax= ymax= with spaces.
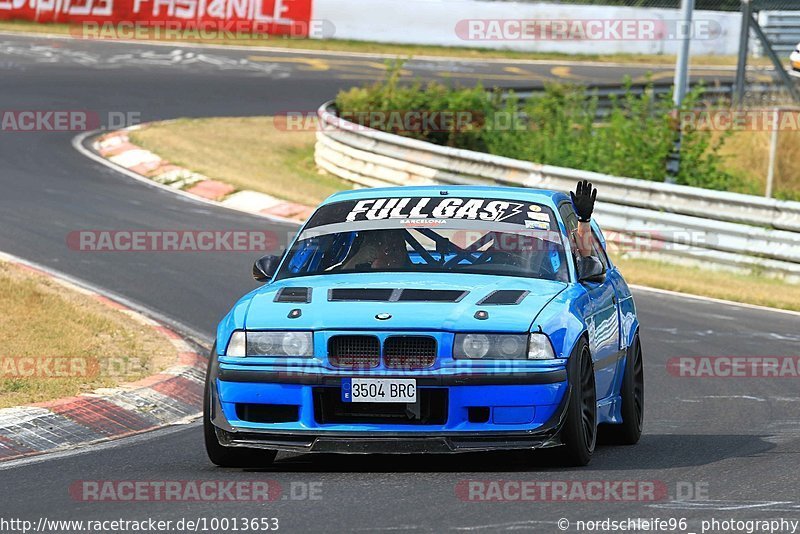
xmin=224 ymin=331 xmax=313 ymax=357
xmin=453 ymin=332 xmax=555 ymax=360
xmin=459 ymin=334 xmax=492 ymax=359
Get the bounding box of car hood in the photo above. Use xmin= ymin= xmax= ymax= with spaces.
xmin=244 ymin=272 xmax=567 ymax=332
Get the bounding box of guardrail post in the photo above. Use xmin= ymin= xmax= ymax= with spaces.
xmin=766 ymin=107 xmax=780 ymax=199
xmin=734 ymin=0 xmax=752 ymax=107
xmin=667 ymin=0 xmax=695 ymax=183
xmin=673 ymin=0 xmax=694 ymax=109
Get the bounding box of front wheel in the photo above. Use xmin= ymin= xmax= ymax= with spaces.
xmin=204 ymin=345 xmax=277 ymax=468
xmin=600 ymin=333 xmax=644 ymax=445
xmin=559 ymin=337 xmax=597 ymax=467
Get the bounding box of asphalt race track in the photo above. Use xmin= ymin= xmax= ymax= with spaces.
xmin=1 ymin=32 xmax=799 ymax=533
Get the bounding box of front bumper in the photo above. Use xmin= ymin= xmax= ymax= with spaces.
xmin=208 ymin=361 xmax=571 ymax=454
xmin=215 ymin=425 xmax=567 ymax=454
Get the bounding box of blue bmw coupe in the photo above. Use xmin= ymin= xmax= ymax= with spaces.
xmin=205 ymin=186 xmax=644 ymax=466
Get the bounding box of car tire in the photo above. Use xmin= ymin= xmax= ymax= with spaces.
xmin=204 ymin=345 xmax=278 ymax=468
xmin=600 ymin=332 xmax=644 ymax=445
xmin=559 ymin=337 xmax=597 ymax=467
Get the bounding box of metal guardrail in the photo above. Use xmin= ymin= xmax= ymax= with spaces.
xmin=315 ymin=102 xmax=800 ymax=282
xmin=505 ymin=82 xmax=791 ymax=112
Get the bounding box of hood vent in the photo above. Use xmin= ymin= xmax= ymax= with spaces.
xmin=397 ymin=289 xmax=468 ymax=302
xmin=274 ymin=287 xmax=312 ymax=303
xmin=477 ymin=290 xmax=530 ymax=305
xmin=329 ymin=288 xmax=395 ymax=302
xmin=329 ymin=288 xmax=468 ymax=303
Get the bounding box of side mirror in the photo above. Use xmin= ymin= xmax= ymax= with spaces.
xmin=253 ymin=254 xmax=282 ymax=283
xmin=577 ymin=255 xmax=606 ymax=284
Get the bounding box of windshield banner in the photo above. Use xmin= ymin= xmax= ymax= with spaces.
xmin=306 ymin=197 xmax=554 ymax=231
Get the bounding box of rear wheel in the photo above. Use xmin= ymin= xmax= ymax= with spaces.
xmin=204 ymin=346 xmax=277 ymax=468
xmin=559 ymin=338 xmax=597 ymax=466
xmin=600 ymin=333 xmax=644 ymax=445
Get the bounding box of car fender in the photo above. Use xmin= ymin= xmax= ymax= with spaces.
xmin=532 ymin=284 xmax=591 ymax=360
xmin=215 ymin=290 xmax=258 ymax=356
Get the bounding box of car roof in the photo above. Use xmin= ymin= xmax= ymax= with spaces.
xmin=322 ymin=185 xmax=570 ymax=208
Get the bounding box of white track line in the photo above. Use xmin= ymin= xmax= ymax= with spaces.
xmin=630 ymin=284 xmax=800 ymax=318
xmin=0 ymin=421 xmax=200 ymax=471
xmin=0 ymin=249 xmax=212 ymax=346
xmin=72 ymin=129 xmax=300 ymax=227
xmin=0 ymin=29 xmax=741 ymax=70
xmin=0 ymin=250 xmax=210 ymax=469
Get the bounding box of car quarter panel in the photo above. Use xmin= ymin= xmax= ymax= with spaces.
xmin=606 ymin=267 xmax=638 ymax=349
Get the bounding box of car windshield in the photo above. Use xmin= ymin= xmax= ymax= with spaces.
xmin=276 ymin=196 xmax=569 ymax=282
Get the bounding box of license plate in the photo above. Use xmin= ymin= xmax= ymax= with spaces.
xmin=341 ymin=378 xmax=417 ymax=403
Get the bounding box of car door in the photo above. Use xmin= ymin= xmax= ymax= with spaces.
xmin=559 ymin=203 xmax=620 ymax=400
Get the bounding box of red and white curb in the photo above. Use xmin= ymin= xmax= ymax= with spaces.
xmin=0 ymin=252 xmax=207 ymax=463
xmin=93 ymin=126 xmax=316 ymax=222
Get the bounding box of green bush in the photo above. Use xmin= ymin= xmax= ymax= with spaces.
xmin=335 ymin=61 xmax=742 ymax=191
xmin=335 ymin=60 xmax=497 ymax=152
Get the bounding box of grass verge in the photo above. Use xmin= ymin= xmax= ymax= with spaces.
xmin=0 ymin=261 xmax=177 ymax=408
xmin=612 ymin=255 xmax=800 ymax=312
xmin=0 ymin=19 xmax=756 ymax=66
xmin=125 ymin=116 xmax=799 ymax=310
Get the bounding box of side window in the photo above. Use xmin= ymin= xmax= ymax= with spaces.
xmin=558 ymin=203 xmax=579 ymax=234
xmin=560 ymin=202 xmax=611 ymax=270
xmin=558 ymin=203 xmax=580 ymax=264
xmin=286 ymin=237 xmax=319 ymax=274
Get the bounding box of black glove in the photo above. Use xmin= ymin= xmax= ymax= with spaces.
xmin=570 ymin=179 xmax=597 ymax=223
